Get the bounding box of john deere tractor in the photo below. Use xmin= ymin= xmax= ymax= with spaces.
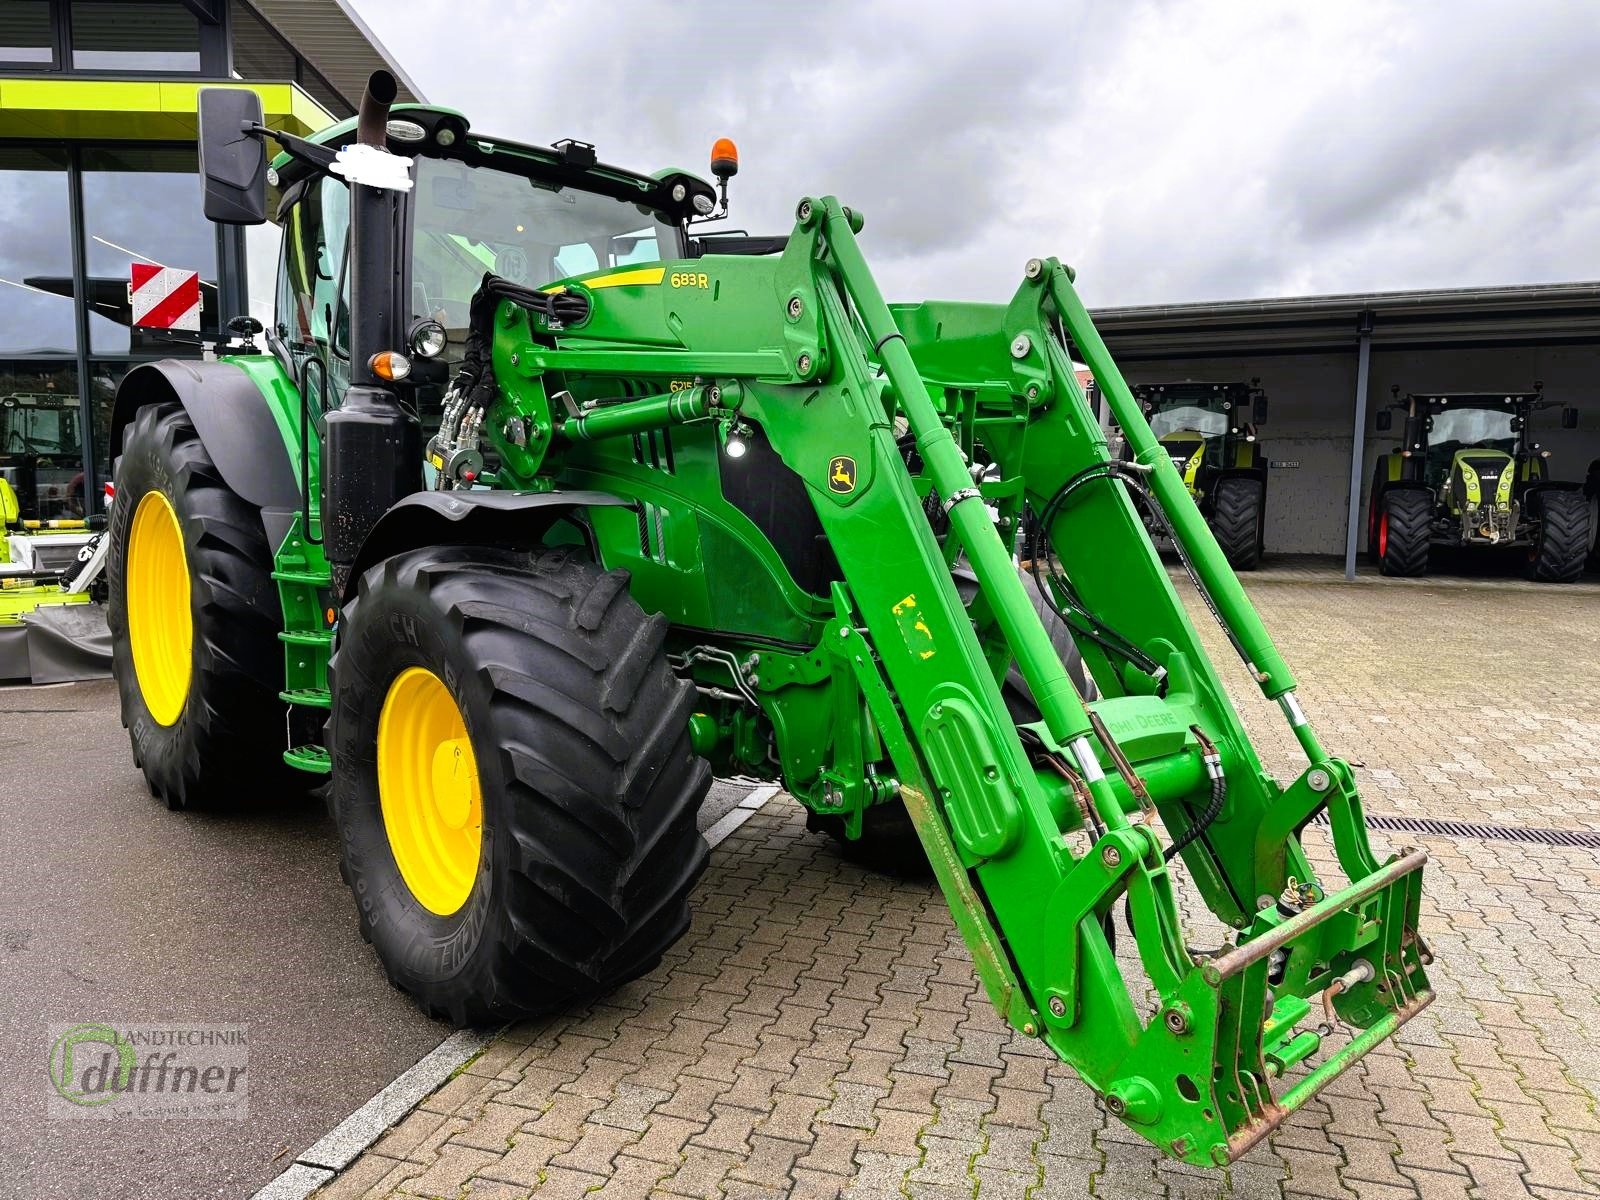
xmin=104 ymin=74 xmax=1432 ymax=1167
xmin=1368 ymin=386 xmax=1590 ymax=581
xmin=1130 ymin=381 xmax=1269 ymax=569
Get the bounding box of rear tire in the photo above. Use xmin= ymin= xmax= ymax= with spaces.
xmin=1376 ymin=488 xmax=1432 ymax=577
xmin=1210 ymin=475 xmax=1264 ymax=570
xmin=328 ymin=546 xmax=711 ymax=1026
xmin=107 ymin=401 xmax=289 ymax=809
xmin=1366 ymin=461 xmax=1390 ymax=560
xmin=1525 ymin=489 xmax=1590 ymax=583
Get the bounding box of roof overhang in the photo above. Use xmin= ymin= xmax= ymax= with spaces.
xmin=244 ymin=0 xmax=425 ymax=108
xmin=1091 ymin=282 xmax=1600 ymax=361
xmin=0 ymin=77 xmax=331 ymax=140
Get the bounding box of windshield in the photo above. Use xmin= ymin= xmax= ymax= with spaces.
xmin=411 ymin=157 xmax=679 ymax=363
xmin=1149 ymin=403 xmax=1228 ymax=440
xmin=2 ymin=393 xmax=79 ymax=455
xmin=1425 ymin=403 xmax=1519 ymax=485
xmin=1428 ymin=404 xmax=1516 ymax=451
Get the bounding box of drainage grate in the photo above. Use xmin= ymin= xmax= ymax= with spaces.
xmin=1314 ymin=812 xmax=1600 ymax=850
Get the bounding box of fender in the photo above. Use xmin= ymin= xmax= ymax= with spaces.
xmin=1212 ymin=464 xmax=1267 ymax=486
xmin=1521 ymin=480 xmax=1583 ymax=516
xmin=110 ymin=359 xmax=301 ymax=512
xmin=345 ymin=489 xmax=632 ymax=600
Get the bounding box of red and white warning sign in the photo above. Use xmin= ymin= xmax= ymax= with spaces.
xmin=129 ymin=263 xmax=201 ymax=331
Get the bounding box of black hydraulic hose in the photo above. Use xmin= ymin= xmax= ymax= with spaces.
xmin=1164 ymin=726 xmax=1226 ymax=862
xmin=1025 ymin=487 xmax=1169 ymax=690
xmin=1111 ymin=469 xmax=1257 ymax=675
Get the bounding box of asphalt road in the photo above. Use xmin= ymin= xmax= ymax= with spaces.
xmin=0 ymin=677 xmax=750 ymax=1199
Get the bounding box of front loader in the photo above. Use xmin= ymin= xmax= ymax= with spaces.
xmin=104 ymin=74 xmax=1433 ymax=1168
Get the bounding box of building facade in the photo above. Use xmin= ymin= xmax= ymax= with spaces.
xmin=0 ymin=0 xmax=417 ymax=521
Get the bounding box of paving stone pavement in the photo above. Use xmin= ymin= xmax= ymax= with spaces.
xmin=311 ymin=578 xmax=1600 ymax=1200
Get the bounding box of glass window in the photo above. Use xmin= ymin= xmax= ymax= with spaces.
xmin=1149 ymin=404 xmax=1228 ymax=439
xmin=229 ymin=0 xmax=295 ymax=80
xmin=244 ymin=219 xmax=283 ymax=332
xmin=87 ymin=360 xmax=132 ymax=497
xmin=276 ymin=175 xmax=351 ymax=403
xmin=0 ymin=0 xmax=55 ymax=65
xmin=0 ymin=148 xmax=76 ymax=356
xmin=411 ymin=156 xmax=678 ymax=364
xmin=71 ymin=1 xmax=202 ymax=72
xmin=0 ymin=363 xmax=84 ymax=522
xmin=81 ymin=146 xmax=218 ymax=354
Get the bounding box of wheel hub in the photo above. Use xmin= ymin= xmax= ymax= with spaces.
xmin=377 ymin=667 xmax=483 ymax=915
xmin=126 ymin=489 xmax=193 ymax=727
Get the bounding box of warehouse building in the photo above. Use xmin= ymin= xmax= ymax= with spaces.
xmin=1096 ymin=284 xmax=1600 ymax=577
xmin=0 ymin=0 xmax=420 ymax=521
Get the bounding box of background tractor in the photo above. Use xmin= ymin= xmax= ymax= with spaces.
xmin=102 ymin=73 xmax=1433 ymax=1167
xmin=1368 ymin=386 xmax=1590 ymax=581
xmin=1 ymin=392 xmax=105 ymax=627
xmin=1128 ymin=380 xmax=1269 ymax=569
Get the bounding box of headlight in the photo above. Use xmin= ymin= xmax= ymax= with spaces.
xmin=408 ymin=319 xmax=448 ymax=359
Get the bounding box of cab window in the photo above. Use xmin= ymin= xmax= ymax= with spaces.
xmin=275 ymin=174 xmax=351 ymax=402
xmin=410 ymin=157 xmax=678 ymax=365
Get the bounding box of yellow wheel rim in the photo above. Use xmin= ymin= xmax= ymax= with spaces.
xmin=377 ymin=667 xmax=484 ymax=916
xmin=126 ymin=489 xmax=193 ymax=727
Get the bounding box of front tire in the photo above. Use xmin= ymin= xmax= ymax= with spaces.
xmin=107 ymin=402 xmax=288 ymax=809
xmin=328 ymin=546 xmax=711 ymax=1026
xmin=1376 ymin=488 xmax=1432 ymax=577
xmin=1525 ymin=489 xmax=1591 ymax=583
xmin=1210 ymin=475 xmax=1264 ymax=570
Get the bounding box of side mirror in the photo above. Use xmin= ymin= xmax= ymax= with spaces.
xmin=1374 ymin=410 xmax=1393 ymax=432
xmin=1562 ymin=406 xmax=1579 ymax=430
xmin=1252 ymin=395 xmax=1269 ymax=425
xmin=198 ymin=87 xmax=268 ymax=225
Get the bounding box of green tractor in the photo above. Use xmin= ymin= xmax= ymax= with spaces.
xmin=1130 ymin=380 xmax=1269 ymax=569
xmin=1368 ymin=386 xmax=1590 ymax=581
xmin=104 ymin=74 xmax=1433 ymax=1167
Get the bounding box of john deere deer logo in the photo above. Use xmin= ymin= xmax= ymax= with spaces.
xmin=828 ymin=456 xmax=856 ymax=494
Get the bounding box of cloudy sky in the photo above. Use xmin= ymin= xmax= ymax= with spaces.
xmin=362 ymin=1 xmax=1598 ymax=310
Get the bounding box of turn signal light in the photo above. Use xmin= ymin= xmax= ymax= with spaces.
xmin=369 ymin=351 xmax=412 ymax=382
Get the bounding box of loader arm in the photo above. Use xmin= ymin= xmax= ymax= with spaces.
xmin=455 ymin=197 xmax=1432 ymax=1167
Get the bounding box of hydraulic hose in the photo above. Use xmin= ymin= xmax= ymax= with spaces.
xmin=1164 ymin=726 xmax=1225 ymax=862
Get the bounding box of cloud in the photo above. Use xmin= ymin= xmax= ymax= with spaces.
xmin=355 ymin=0 xmax=1600 ymax=307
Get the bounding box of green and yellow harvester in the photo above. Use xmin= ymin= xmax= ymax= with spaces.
xmin=104 ymin=74 xmax=1433 ymax=1166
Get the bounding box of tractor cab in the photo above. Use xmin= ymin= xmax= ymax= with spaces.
xmin=1134 ymin=381 xmax=1264 ymax=496
xmin=1126 ymin=380 xmax=1270 ymax=569
xmin=1 ymin=391 xmax=85 ymax=522
xmin=253 ymin=102 xmax=725 ymax=455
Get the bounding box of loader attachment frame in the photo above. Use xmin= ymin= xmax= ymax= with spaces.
xmin=459 ymin=195 xmax=1433 ymax=1166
